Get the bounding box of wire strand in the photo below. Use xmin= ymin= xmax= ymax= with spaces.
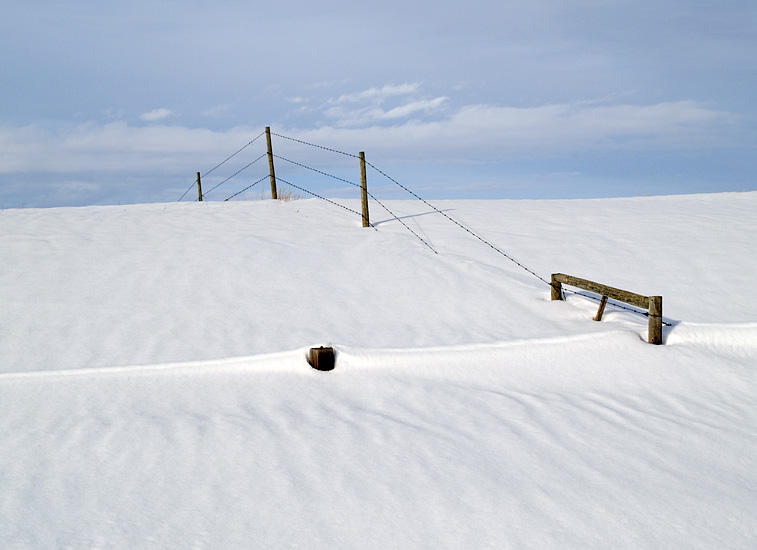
xmin=560 ymin=287 xmax=672 ymax=326
xmin=274 ymin=153 xmax=358 ymax=187
xmin=177 ymin=130 xmax=265 ymax=201
xmin=177 ymin=181 xmax=196 ymax=202
xmin=276 ymin=176 xmax=364 ymax=218
xmin=213 ymin=132 xmax=668 ymax=327
xmin=365 ymin=160 xmax=550 ymax=284
xmin=273 ymin=153 xmax=437 ymax=254
xmin=270 ymin=132 xmax=359 ymax=159
xmin=223 ymin=174 xmax=269 ymax=201
xmin=203 ymin=153 xmax=267 ymax=198
xmin=362 ymin=160 xmax=670 ymax=325
xmin=204 ymin=131 xmax=266 ymax=179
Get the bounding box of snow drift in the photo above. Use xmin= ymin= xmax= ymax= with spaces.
xmin=1 ymin=193 xmax=755 ymax=548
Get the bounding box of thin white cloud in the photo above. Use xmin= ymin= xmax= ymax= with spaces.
xmin=0 ymin=101 xmax=737 ymax=175
xmin=139 ymin=108 xmax=174 ymax=122
xmin=332 ymin=83 xmax=420 ymax=105
xmin=324 ymin=96 xmax=448 ymax=127
xmin=320 ymin=83 xmax=448 ymax=126
xmin=382 ymin=97 xmax=448 ymax=119
xmin=289 ymin=100 xmax=738 ymax=159
xmin=0 ymin=122 xmax=263 ymax=173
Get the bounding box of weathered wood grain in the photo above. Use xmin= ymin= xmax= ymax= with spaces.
xmin=593 ymin=295 xmax=608 ymax=321
xmin=648 ymin=296 xmax=663 ymax=345
xmin=265 ymin=126 xmax=278 ymax=200
xmin=552 ymin=273 xmax=649 ymax=309
xmin=308 ymin=347 xmax=335 ymax=371
xmin=359 ymin=152 xmax=370 ymax=227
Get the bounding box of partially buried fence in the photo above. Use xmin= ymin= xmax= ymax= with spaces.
xmin=176 ymin=126 xmax=668 ymax=345
xmin=551 ymin=274 xmax=663 ymax=344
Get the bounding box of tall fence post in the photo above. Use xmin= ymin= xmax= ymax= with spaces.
xmin=196 ymin=172 xmax=203 ymax=201
xmin=265 ymin=126 xmax=278 ymax=200
xmin=358 ymin=152 xmax=370 ymax=227
xmin=648 ymin=296 xmax=663 ymax=345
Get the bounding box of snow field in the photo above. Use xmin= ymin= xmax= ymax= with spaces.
xmin=1 ymin=193 xmax=756 ymax=548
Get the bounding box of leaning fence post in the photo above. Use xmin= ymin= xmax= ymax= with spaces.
xmin=265 ymin=126 xmax=278 ymax=200
xmin=358 ymin=152 xmax=370 ymax=227
xmin=648 ymin=296 xmax=663 ymax=345
xmin=593 ymin=296 xmax=608 ymax=321
xmin=196 ymin=172 xmax=203 ymax=201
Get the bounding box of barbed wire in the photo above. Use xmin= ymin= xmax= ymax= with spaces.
xmin=177 ymin=181 xmax=198 ymax=202
xmin=272 ymin=153 xmax=437 ymax=254
xmin=186 ymin=130 xmax=671 ymax=327
xmin=272 ymin=149 xmax=664 ymax=324
xmin=362 ymin=160 xmax=672 ymax=326
xmin=276 ymin=176 xmax=366 ymax=218
xmin=273 ymin=153 xmax=358 ymax=187
xmin=204 ymin=131 xmax=266 ymax=178
xmin=203 ymin=152 xmax=267 ymax=198
xmin=223 ymin=174 xmax=269 ymax=201
xmin=365 ymin=160 xmax=551 ymax=285
xmin=177 ymin=130 xmax=265 ymax=201
xmin=270 ymin=132 xmax=359 ymax=159
xmin=560 ymin=287 xmax=672 ymax=326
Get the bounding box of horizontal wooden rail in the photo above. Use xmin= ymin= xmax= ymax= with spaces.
xmin=552 ymin=273 xmax=648 ymax=309
xmin=551 ymin=273 xmax=663 ymax=345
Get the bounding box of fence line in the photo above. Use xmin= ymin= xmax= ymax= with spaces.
xmin=177 ymin=130 xmax=266 ymax=201
xmin=270 ymin=132 xmax=358 ymax=159
xmin=223 ymin=174 xmax=269 ymax=202
xmin=177 ymin=179 xmax=198 ymax=203
xmin=181 ymin=127 xmax=668 ymax=329
xmin=275 ymin=177 xmax=367 ymax=220
xmin=364 ymin=160 xmax=552 ymax=287
xmin=204 ymin=131 xmax=266 ymax=179
xmin=272 ymin=153 xmax=437 ymax=253
xmin=266 ymin=133 xmax=662 ymax=325
xmin=202 ymin=153 xmax=267 ymax=199
xmin=559 ymin=287 xmax=672 ymax=326
xmin=551 ymin=273 xmax=666 ymax=342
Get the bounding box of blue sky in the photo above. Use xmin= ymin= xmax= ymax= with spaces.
xmin=1 ymin=0 xmax=755 ymax=207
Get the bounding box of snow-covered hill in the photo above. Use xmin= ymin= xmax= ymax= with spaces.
xmin=1 ymin=193 xmax=755 ymax=548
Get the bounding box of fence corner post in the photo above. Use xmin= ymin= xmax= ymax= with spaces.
xmin=358 ymin=152 xmax=370 ymax=227
xmin=648 ymin=295 xmax=663 ymax=345
xmin=196 ymin=172 xmax=203 ymax=201
xmin=550 ymin=274 xmax=563 ymax=301
xmin=265 ymin=126 xmax=278 ymax=200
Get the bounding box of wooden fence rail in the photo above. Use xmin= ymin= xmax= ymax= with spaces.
xmin=551 ymin=273 xmax=663 ymax=345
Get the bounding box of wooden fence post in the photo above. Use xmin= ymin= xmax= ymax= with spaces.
xmin=648 ymin=296 xmax=663 ymax=345
xmin=550 ymin=274 xmax=562 ymax=301
xmin=265 ymin=126 xmax=278 ymax=200
xmin=359 ymin=152 xmax=370 ymax=227
xmin=308 ymin=346 xmax=335 ymax=371
xmin=196 ymin=172 xmax=203 ymax=201
xmin=593 ymin=296 xmax=608 ymax=321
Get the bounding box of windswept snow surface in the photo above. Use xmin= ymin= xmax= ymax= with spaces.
xmin=1 ymin=193 xmax=756 ymax=548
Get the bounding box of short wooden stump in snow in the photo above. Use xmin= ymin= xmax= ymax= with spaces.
xmin=308 ymin=347 xmax=335 ymax=371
